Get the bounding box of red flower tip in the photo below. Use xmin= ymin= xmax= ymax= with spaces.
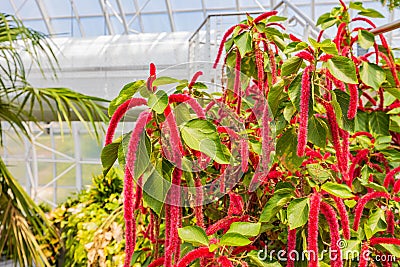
xmin=307 ymin=192 xmax=321 ymax=267
xmin=384 ymin=166 xmax=400 ymax=189
xmin=370 ymin=237 xmax=400 ymax=246
xmin=320 ymin=54 xmax=333 ymax=62
xmin=150 ymin=63 xmax=156 ymax=76
xmin=253 ymin=11 xmax=278 ymax=24
xmin=295 ymin=51 xmax=314 ymax=62
xmin=175 ymin=247 xmax=214 ymax=267
xmin=287 ymin=228 xmax=297 ymax=267
xmin=386 ymin=209 xmax=395 ymax=235
xmin=228 ymin=192 xmax=244 ymax=216
xmin=289 ymin=34 xmax=302 ymax=42
xmin=188 ymin=71 xmax=203 ymax=89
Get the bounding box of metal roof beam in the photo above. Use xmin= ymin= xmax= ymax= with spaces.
xmin=165 ymin=0 xmax=176 ymax=32
xmin=131 ymin=0 xmax=147 ymax=32
xmin=115 ymin=0 xmax=130 ymax=34
xmin=34 ymin=0 xmax=54 ymax=35
xmin=69 ymin=0 xmax=85 ymax=37
xmin=98 ymin=0 xmax=114 ymax=35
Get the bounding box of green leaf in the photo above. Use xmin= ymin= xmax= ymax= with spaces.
xmin=358 ymin=30 xmax=375 ymax=50
xmin=307 ymin=164 xmax=331 ymax=183
xmin=369 ymin=111 xmax=389 ymax=136
xmin=142 ymin=166 xmax=170 ymax=215
xmin=358 ymin=9 xmax=384 ymax=18
xmin=220 ymin=233 xmax=251 ymax=247
xmin=180 ymin=119 xmax=232 ymax=164
xmin=227 ymin=222 xmax=261 ymax=237
xmin=148 ymin=90 xmax=168 ymax=114
xmin=308 ymin=116 xmax=327 ymax=148
xmin=284 ymin=42 xmax=308 ymax=54
xmin=355 ymin=111 xmax=369 ymax=132
xmin=323 ymin=56 xmax=358 ymax=84
xmin=367 ymin=209 xmax=387 ymax=236
xmin=109 ymin=80 xmax=146 ymax=116
xmin=268 ymin=80 xmax=286 ymax=117
xmin=316 ymin=12 xmax=338 ymax=30
xmin=287 ymin=198 xmax=309 ymax=229
xmin=385 ymin=87 xmax=400 ymax=101
xmin=360 ymin=62 xmax=386 ymax=90
xmin=288 ymin=72 xmax=302 ymax=111
xmin=260 ymin=188 xmax=294 ymax=222
xmin=101 ymin=141 xmax=120 ymax=176
xmin=152 ymin=76 xmax=181 ymax=86
xmin=281 ymin=56 xmax=303 ymax=77
xmin=380 ymin=244 xmax=400 ymax=258
xmin=234 ymin=31 xmax=252 ymax=56
xmin=342 ymin=240 xmax=361 ymax=260
xmin=321 ymin=182 xmax=354 ymax=198
xmin=332 ymin=90 xmax=355 ymax=131
xmin=276 ymin=128 xmax=303 ymax=172
xmin=178 ymin=226 xmax=209 ymax=246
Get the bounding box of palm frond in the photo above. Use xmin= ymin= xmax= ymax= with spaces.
xmin=0 ymin=158 xmax=58 ymax=267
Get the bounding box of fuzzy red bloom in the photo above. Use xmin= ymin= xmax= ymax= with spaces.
xmin=255 ymin=45 xmax=265 ymax=94
xmin=218 ymin=256 xmax=234 ymax=267
xmin=234 ymin=49 xmax=242 ymax=114
xmin=148 ymin=257 xmax=164 ymax=267
xmin=307 ymin=192 xmax=321 ymax=267
xmin=353 ymin=192 xmax=391 ymax=231
xmin=332 ymin=196 xmax=350 ymax=240
xmin=253 ymin=11 xmax=278 ymax=24
xmin=317 ymin=30 xmax=325 ymax=43
xmin=287 ymin=228 xmax=297 ymax=267
xmin=347 ymin=84 xmax=358 ymax=119
xmin=320 ymin=54 xmax=333 ymax=62
xmin=261 ymin=102 xmax=271 ymax=173
xmin=370 ymin=237 xmax=400 ymax=246
xmin=147 ymin=63 xmax=157 ymax=91
xmin=394 ymin=180 xmax=400 ymax=194
xmin=228 ymin=192 xmax=244 ymax=216
xmin=175 ymin=247 xmax=214 ymax=267
xmin=339 ymin=129 xmax=350 ymax=181
xmin=289 ymin=34 xmax=302 ymax=42
xmin=386 ymin=209 xmax=395 ymax=235
xmin=213 ymin=24 xmax=249 ymax=69
xmin=297 ymin=65 xmax=313 ymax=157
xmin=194 ymin=176 xmax=205 ymax=228
xmin=268 ymin=45 xmax=277 ymax=84
xmin=358 ymin=241 xmax=370 ymax=267
xmin=334 ymin=22 xmax=347 ymax=50
xmin=320 ymin=202 xmax=342 ymax=267
xmin=383 ymin=166 xmax=400 ymax=189
xmin=352 ymin=132 xmax=375 ymax=141
xmin=188 ymin=71 xmax=203 ymax=89
xmin=296 ymin=51 xmax=314 ymax=62
xmin=105 ymin=98 xmax=147 ymax=146
xmin=206 ymin=215 xmax=249 ymax=235
xmin=168 ymin=94 xmax=206 ymax=119
xmin=150 ymin=63 xmax=156 ymax=76
xmin=240 ymin=138 xmax=249 ymax=173
xmin=162 ymin=105 xmax=184 ymax=165
xmin=231 ymin=245 xmax=258 ymax=255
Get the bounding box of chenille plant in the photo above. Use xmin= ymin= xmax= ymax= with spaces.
xmin=102 ymin=1 xmax=400 ymax=266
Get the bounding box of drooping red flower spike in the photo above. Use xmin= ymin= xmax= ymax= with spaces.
xmin=147 ymin=63 xmax=157 ymax=92
xmin=358 ymin=241 xmax=370 ymax=267
xmin=347 ymin=84 xmax=358 ymax=119
xmin=307 ymin=192 xmax=321 ymax=267
xmin=334 ymin=22 xmax=347 ymax=51
xmin=168 ymin=94 xmax=206 ymax=119
xmin=287 ymin=228 xmax=297 ymax=267
xmin=289 ymin=34 xmax=302 ymax=42
xmin=383 ymin=166 xmax=400 ymax=189
xmin=240 ymin=138 xmax=249 ymax=173
xmin=253 ymin=10 xmax=278 ymax=24
xmin=332 ymin=196 xmax=350 ymax=240
xmin=255 ymin=43 xmax=265 ymax=94
xmin=206 ymin=215 xmax=249 ymax=235
xmin=213 ymin=24 xmax=249 ymax=69
xmin=105 ymin=98 xmax=147 ymax=145
xmin=175 ymin=247 xmax=214 ymax=267
xmin=320 ymin=202 xmax=343 ymax=267
xmin=217 ymin=256 xmax=234 ymax=267
xmin=394 ymin=179 xmax=400 ymax=194
xmin=370 ymin=237 xmax=400 ymax=246
xmin=188 ymin=71 xmax=203 ymax=89
xmin=228 ymin=192 xmax=244 ymax=216
xmin=267 ymin=45 xmax=277 ymax=84
xmin=194 ymin=176 xmax=205 ymax=228
xmin=339 ymin=0 xmax=347 ymax=10
xmin=162 ymin=105 xmax=185 ymax=164
xmin=339 ymin=129 xmax=349 ymax=181
xmin=353 ymin=191 xmax=391 ymax=231
xmin=124 ymin=110 xmax=152 ymax=267
xmin=297 ymin=65 xmax=314 ymax=157
xmin=386 ymin=209 xmax=395 ymax=235
xmin=295 ymin=51 xmax=314 ymax=63
xmin=148 ymin=257 xmax=165 ymax=267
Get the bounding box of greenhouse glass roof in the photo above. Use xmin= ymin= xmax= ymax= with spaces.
xmin=1 ymin=0 xmax=285 ymax=37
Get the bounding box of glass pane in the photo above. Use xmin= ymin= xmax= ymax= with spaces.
xmin=81 ymin=17 xmax=107 ymax=36
xmin=21 ymin=20 xmax=48 ymax=34
xmin=142 ymin=13 xmax=171 ymax=32
xmin=204 ymin=0 xmax=235 ymax=9
xmin=174 ymin=12 xmax=204 ymax=31
xmin=42 ymin=0 xmax=71 ymax=17
xmin=2 ymin=0 xmax=15 ymax=14
xmin=80 ymin=133 xmax=102 ymax=160
xmin=75 ymin=0 xmax=103 ymax=16
xmin=82 ymin=164 xmax=102 ymax=186
xmin=57 ymin=187 xmax=78 ymax=203
xmin=52 ymin=18 xmax=73 ymax=37
xmin=138 ymin=0 xmax=166 ymax=12
xmin=56 ymin=163 xmax=76 ymax=186
xmin=17 ymin=0 xmax=41 ymax=19
xmin=170 ymin=0 xmax=202 ymax=10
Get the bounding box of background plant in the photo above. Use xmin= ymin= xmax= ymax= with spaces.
xmin=103 ymin=1 xmax=400 ymax=266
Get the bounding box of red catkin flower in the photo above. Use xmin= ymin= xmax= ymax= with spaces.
xmin=105 ymin=98 xmax=147 ymax=145
xmin=148 ymin=257 xmax=165 ymax=267
xmin=168 ymin=94 xmax=206 ymax=119
xmin=267 ymin=45 xmax=277 ymax=84
xmin=147 ymin=63 xmax=157 ymax=92
xmin=175 ymin=247 xmax=214 ymax=267
xmin=353 ymin=192 xmax=391 ymax=231
xmin=297 ymin=65 xmax=313 ymax=157
xmin=352 ymin=131 xmax=375 ymax=142
xmin=383 ymin=166 xmax=400 ymax=189
xmin=317 ymin=30 xmax=325 ymax=42
xmin=394 ymin=180 xmax=400 ymax=193
xmin=339 ymin=0 xmax=347 ymax=10
xmin=234 ymin=49 xmax=242 ymax=114
xmin=358 ymin=241 xmax=370 ymax=267
xmin=307 ymin=192 xmax=321 ymax=267
xmin=339 ymin=129 xmax=350 ymax=181
xmin=287 ymin=228 xmax=297 ymax=267
xmin=217 ymin=256 xmax=234 ymax=267
xmin=261 ymin=102 xmax=271 ymax=172
xmin=334 ymin=22 xmax=347 ymax=51
xmin=240 ymin=138 xmax=249 ymax=173
xmin=188 ymin=71 xmax=203 ymax=89
xmin=213 ymin=24 xmax=249 ymax=69
xmin=253 ymin=11 xmax=278 ymax=24
xmin=206 ymin=215 xmax=249 ymax=235
xmin=162 ymin=105 xmax=185 ymax=164
xmin=320 ymin=202 xmax=342 ymax=267
xmin=296 ymin=51 xmax=314 ymax=62
xmin=386 ymin=209 xmax=395 ymax=235
xmin=347 ymin=84 xmax=358 ymax=119
xmin=255 ymin=44 xmax=265 ymax=94
xmin=320 ymin=54 xmax=333 ymax=62
xmin=123 ymin=110 xmax=151 ymax=267
xmin=289 ymin=34 xmax=302 ymax=42
xmin=370 ymin=237 xmax=400 ymax=246
xmin=228 ymin=192 xmax=244 ymax=216
xmin=332 ymin=196 xmax=350 ymax=240
xmin=194 ymin=175 xmax=205 ymax=228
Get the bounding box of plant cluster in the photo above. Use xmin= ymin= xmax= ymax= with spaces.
xmin=103 ymin=1 xmax=400 ymax=266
